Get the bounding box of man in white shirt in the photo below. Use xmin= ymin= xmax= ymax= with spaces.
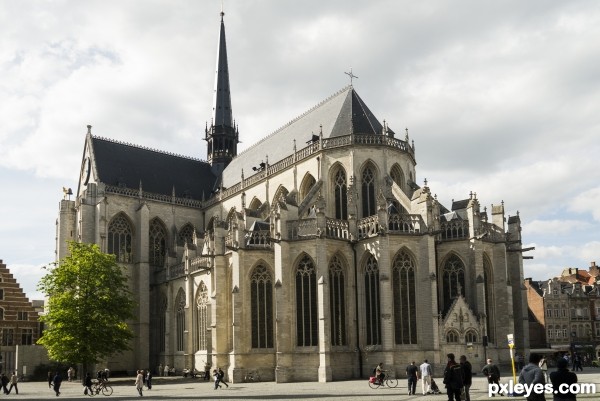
xmin=420 ymin=359 xmax=432 ymax=395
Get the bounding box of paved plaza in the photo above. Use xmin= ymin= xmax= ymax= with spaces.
xmin=6 ymin=370 xmax=600 ymax=400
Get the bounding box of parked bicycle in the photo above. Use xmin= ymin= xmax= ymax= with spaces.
xmin=87 ymin=380 xmax=113 ymax=396
xmin=244 ymin=370 xmax=260 ymax=382
xmin=368 ymin=375 xmax=398 ymax=389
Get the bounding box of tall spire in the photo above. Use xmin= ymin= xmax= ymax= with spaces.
xmin=206 ymin=7 xmax=238 ymax=173
xmin=213 ymin=9 xmax=233 ymax=128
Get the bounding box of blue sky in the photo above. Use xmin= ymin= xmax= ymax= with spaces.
xmin=1 ymin=0 xmax=599 ymax=300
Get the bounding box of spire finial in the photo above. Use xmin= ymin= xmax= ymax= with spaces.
xmin=87 ymin=125 xmax=92 ymax=134
xmin=220 ymin=0 xmax=225 ymax=19
xmin=344 ymin=67 xmax=358 ymax=86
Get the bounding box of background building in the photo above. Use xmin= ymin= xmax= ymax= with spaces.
xmin=55 ymin=12 xmax=530 ymax=382
xmin=525 ymin=261 xmax=600 ymax=361
xmin=0 ymin=259 xmax=42 ymax=374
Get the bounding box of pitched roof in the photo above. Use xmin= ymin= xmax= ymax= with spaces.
xmin=221 ymin=86 xmax=390 ymax=187
xmin=91 ymin=136 xmax=217 ymax=201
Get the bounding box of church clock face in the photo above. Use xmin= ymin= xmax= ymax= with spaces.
xmin=82 ymin=157 xmax=91 ymax=186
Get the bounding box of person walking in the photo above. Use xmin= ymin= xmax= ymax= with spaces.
xmin=218 ymin=367 xmax=229 ymax=388
xmin=164 ymin=364 xmax=170 ymax=377
xmin=204 ymin=361 xmax=211 ymax=381
xmin=146 ymin=369 xmax=153 ymax=390
xmin=550 ymin=358 xmax=577 ymax=401
xmin=53 ymin=371 xmax=63 ymax=397
xmin=420 ymin=359 xmax=433 ymax=395
xmin=135 ymin=369 xmax=144 ymax=396
xmin=47 ymin=370 xmax=53 ymax=389
xmin=213 ymin=369 xmax=221 ymax=390
xmin=443 ymin=353 xmax=464 ymax=401
xmin=67 ymin=367 xmax=73 ymax=382
xmin=482 ymin=358 xmax=501 ymax=396
xmin=573 ymin=355 xmax=583 ymax=372
xmin=406 ymin=361 xmax=419 ymax=395
xmin=539 ymin=357 xmax=549 ymax=382
xmin=7 ymin=372 xmax=18 ymax=395
xmin=1 ymin=373 xmax=9 ymax=394
xmin=518 ymin=353 xmax=546 ymax=401
xmin=158 ymin=364 xmax=163 ymax=377
xmin=84 ymin=372 xmax=93 ymax=396
xmin=460 ymin=355 xmax=472 ymax=401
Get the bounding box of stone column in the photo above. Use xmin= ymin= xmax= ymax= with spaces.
xmin=229 ymin=251 xmax=243 ymax=382
xmin=316 ymin=208 xmax=332 ymax=382
xmin=135 ymin=202 xmax=150 ymax=371
xmin=274 ymin=240 xmax=291 ymax=382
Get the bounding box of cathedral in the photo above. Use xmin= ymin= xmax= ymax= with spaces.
xmin=55 ymin=11 xmax=530 ymax=382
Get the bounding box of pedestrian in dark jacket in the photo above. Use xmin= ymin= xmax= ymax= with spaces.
xmin=550 ymin=358 xmax=577 ymax=401
xmin=443 ymin=353 xmax=464 ymax=401
xmin=146 ymin=369 xmax=153 ymax=390
xmin=53 ymin=371 xmax=63 ymax=396
xmin=1 ymin=373 xmax=9 ymax=394
xmin=218 ymin=367 xmax=229 ymax=388
xmin=406 ymin=361 xmax=419 ymax=395
xmin=460 ymin=355 xmax=472 ymax=401
xmin=84 ymin=372 xmax=93 ymax=396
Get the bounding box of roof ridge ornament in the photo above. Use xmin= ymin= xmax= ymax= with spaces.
xmin=344 ymin=67 xmax=358 ymax=86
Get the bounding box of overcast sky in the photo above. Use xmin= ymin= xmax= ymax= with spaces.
xmin=1 ymin=0 xmax=599 ymax=300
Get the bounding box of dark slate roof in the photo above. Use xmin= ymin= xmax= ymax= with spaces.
xmin=452 ymin=199 xmax=470 ymax=210
xmin=91 ymin=136 xmax=217 ymax=201
xmin=221 ymin=86 xmax=390 ymax=187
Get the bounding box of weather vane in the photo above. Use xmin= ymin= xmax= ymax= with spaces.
xmin=344 ymin=68 xmax=358 ymax=86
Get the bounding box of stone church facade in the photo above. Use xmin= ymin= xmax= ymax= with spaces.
xmin=55 ymin=12 xmax=529 ymax=382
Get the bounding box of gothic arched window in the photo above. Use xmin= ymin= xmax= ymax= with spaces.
xmin=390 ymin=163 xmax=405 ymax=191
xmin=299 ymin=174 xmax=316 ymax=204
xmin=296 ymin=254 xmax=318 ymax=346
xmin=442 ymin=254 xmax=465 ymax=314
xmin=446 ymin=330 xmax=459 ymax=343
xmin=361 ymin=164 xmax=376 ymax=217
xmin=465 ymin=330 xmax=478 ymax=343
xmin=364 ymin=254 xmax=381 ymax=345
xmin=107 ymin=213 xmax=133 ymax=263
xmin=329 ymin=255 xmax=347 ymax=346
xmin=251 ymin=264 xmax=274 ymax=348
xmin=0 ymin=308 xmax=4 ymax=320
xmin=176 ymin=289 xmax=186 ymax=352
xmin=196 ymin=282 xmax=209 ymax=351
xmin=393 ymin=250 xmax=417 ymax=344
xmin=179 ymin=223 xmax=195 ymax=246
xmin=333 ymin=168 xmax=348 ymax=220
xmin=149 ymin=218 xmax=167 ymax=267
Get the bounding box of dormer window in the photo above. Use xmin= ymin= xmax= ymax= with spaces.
xmin=553 ymin=289 xmax=558 ymax=296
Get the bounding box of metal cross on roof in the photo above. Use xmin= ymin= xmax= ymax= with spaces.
xmin=344 ymin=68 xmax=358 ymax=86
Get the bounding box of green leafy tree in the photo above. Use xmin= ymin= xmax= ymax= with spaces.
xmin=37 ymin=241 xmax=135 ymax=368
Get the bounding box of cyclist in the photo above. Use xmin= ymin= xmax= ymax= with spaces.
xmin=375 ymin=362 xmax=386 ymax=384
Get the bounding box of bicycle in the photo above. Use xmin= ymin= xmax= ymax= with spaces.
xmin=244 ymin=370 xmax=260 ymax=382
xmin=368 ymin=375 xmax=398 ymax=389
xmin=87 ymin=380 xmax=113 ymax=396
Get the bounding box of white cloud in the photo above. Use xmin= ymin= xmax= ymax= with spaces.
xmin=1 ymin=0 xmax=600 ymax=290
xmin=570 ymin=187 xmax=600 ymax=221
xmin=524 ymin=219 xmax=593 ymax=236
